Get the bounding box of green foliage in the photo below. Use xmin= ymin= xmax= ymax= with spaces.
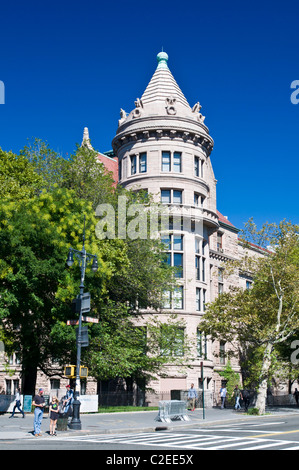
xmin=20 ymin=138 xmax=68 ymax=191
xmin=246 ymin=407 xmax=260 ymax=415
xmin=218 ymin=361 xmax=240 ymax=404
xmin=201 ymin=219 xmax=299 ymax=413
xmin=0 ymin=139 xmax=183 ymax=392
xmin=0 ymin=147 xmax=43 ymax=199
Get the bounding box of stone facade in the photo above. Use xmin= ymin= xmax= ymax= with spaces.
xmin=110 ymin=51 xmax=259 ymax=405
xmin=0 ymin=51 xmax=268 ymax=403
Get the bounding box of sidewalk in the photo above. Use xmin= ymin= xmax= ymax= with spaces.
xmin=1 ymin=406 xmax=299 ymax=440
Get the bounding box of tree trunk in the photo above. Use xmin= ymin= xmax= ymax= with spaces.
xmin=22 ymin=364 xmax=38 ymax=396
xmin=255 ymin=343 xmax=273 ymax=414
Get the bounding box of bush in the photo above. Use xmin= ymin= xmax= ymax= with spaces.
xmin=246 ymin=407 xmax=260 ymax=415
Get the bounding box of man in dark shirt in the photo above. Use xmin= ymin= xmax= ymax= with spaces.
xmin=32 ymin=388 xmax=45 ymax=436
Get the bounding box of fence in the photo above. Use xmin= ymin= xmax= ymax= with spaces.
xmin=98 ymin=391 xmax=171 ymax=407
xmin=155 ymin=400 xmax=190 ymax=423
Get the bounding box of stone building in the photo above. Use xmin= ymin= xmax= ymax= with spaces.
xmin=108 ymin=51 xmax=259 ymax=405
xmin=0 ymin=51 xmax=263 ymax=404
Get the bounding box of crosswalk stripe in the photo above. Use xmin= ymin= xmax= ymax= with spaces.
xmin=242 ymin=440 xmax=293 ymax=450
xmin=56 ymin=431 xmax=299 ymax=450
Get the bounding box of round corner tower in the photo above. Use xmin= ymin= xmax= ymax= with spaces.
xmin=112 ymin=51 xmax=221 ymax=399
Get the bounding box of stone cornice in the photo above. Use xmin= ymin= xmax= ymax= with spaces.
xmin=121 ymin=173 xmax=210 ymax=193
xmin=112 ymin=116 xmax=214 ymax=155
xmin=209 ymin=249 xmax=237 ymax=262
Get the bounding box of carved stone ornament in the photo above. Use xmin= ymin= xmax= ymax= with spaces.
xmin=134 ymin=98 xmax=143 ymax=108
xmin=192 ymin=102 xmax=202 ymax=113
xmin=197 ymin=113 xmax=206 ymax=123
xmin=165 ymin=96 xmax=177 ymax=115
xmin=118 ymin=108 xmax=127 ymax=126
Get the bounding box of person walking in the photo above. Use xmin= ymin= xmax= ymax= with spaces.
xmin=242 ymin=388 xmax=250 ymax=412
xmin=219 ymin=385 xmax=227 ymax=409
xmin=32 ymin=388 xmax=45 ymax=436
xmin=49 ymin=396 xmax=59 ymax=436
xmin=9 ymin=388 xmax=25 ymax=418
xmin=294 ymin=388 xmax=299 ymax=406
xmin=187 ymin=383 xmax=198 ymax=411
xmin=233 ymin=385 xmax=242 ymax=410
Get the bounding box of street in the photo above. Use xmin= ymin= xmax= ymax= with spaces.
xmin=2 ymin=414 xmax=299 ymax=451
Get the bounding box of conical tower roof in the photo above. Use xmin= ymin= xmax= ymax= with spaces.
xmin=113 ymin=51 xmax=213 ymax=155
xmin=141 ymin=52 xmax=190 ymax=110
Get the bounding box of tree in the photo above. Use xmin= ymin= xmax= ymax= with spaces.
xmin=0 ymin=147 xmax=43 ymax=199
xmin=0 ymin=188 xmax=106 ymax=394
xmin=218 ymin=361 xmax=240 ymax=406
xmin=0 ymin=139 xmax=188 ymax=394
xmin=200 ymin=220 xmax=299 ymax=414
xmin=20 ymin=138 xmax=69 ymax=192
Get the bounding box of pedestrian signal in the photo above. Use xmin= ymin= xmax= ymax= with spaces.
xmin=79 ymin=366 xmax=88 ymax=378
xmin=64 ymin=365 xmax=76 ymax=378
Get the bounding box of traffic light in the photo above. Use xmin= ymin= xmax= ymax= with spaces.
xmin=79 ymin=366 xmax=88 ymax=378
xmin=64 ymin=365 xmax=76 ymax=378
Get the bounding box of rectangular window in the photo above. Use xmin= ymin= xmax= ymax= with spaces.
xmin=50 ymin=379 xmax=60 ymax=390
xmin=162 ymin=290 xmax=171 ymax=309
xmin=197 ymin=330 xmax=207 ymax=358
xmin=197 ymin=329 xmax=202 ymax=357
xmin=131 ymin=155 xmax=137 ymax=175
xmin=195 ymin=255 xmax=200 ymax=280
xmin=217 ymin=232 xmax=223 ymax=251
xmin=173 ymin=286 xmax=183 ymax=309
xmin=173 ymin=190 xmax=182 ymax=204
xmin=194 ymin=156 xmax=200 ymax=177
xmin=195 ymin=239 xmax=206 ymax=282
xmin=218 ymin=268 xmax=224 ymax=294
xmin=163 ymin=234 xmax=184 ymax=278
xmin=161 ymin=235 xmax=171 ymax=250
xmin=173 ymin=253 xmax=183 ymax=278
xmin=203 ymin=288 xmax=206 ymax=311
xmin=196 ymin=287 xmax=206 ymax=311
xmin=161 ymin=189 xmax=171 ymax=203
xmin=161 ymin=189 xmax=183 ymax=205
xmin=220 ymin=341 xmax=226 ymax=364
xmin=173 ymin=152 xmax=182 ymax=173
xmin=139 ymin=152 xmax=147 ymax=173
xmin=196 ymin=287 xmax=201 ymax=311
xmin=202 ymin=257 xmax=206 ymax=282
xmin=162 ymin=287 xmax=183 ymax=310
xmin=119 ymin=159 xmax=122 ymax=180
xmin=173 ymin=235 xmax=183 ymax=251
xmin=162 ymin=151 xmax=171 ymax=172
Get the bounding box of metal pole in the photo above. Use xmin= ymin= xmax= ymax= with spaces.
xmin=201 ymin=361 xmax=205 ymax=420
xmin=67 ymin=216 xmax=97 ymax=431
xmin=69 ymin=221 xmax=87 ymax=430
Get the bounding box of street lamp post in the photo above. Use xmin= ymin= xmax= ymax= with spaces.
xmin=66 ymin=217 xmax=98 ymax=430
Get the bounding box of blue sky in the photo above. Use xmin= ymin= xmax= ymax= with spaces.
xmin=0 ymin=0 xmax=298 ymax=230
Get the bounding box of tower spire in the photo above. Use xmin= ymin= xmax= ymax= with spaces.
xmin=81 ymin=127 xmax=93 ymax=150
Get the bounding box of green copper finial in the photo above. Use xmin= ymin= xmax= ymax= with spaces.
xmin=157 ymin=51 xmax=169 ymax=69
